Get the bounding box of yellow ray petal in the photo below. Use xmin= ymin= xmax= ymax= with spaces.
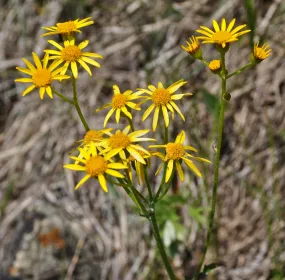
xmin=152 ymin=107 xmax=160 ymax=131
xmin=212 ymin=20 xmax=220 ymax=32
xmin=105 ymin=169 xmax=124 ymax=178
xmin=23 ymin=58 xmax=36 ymax=72
xmin=227 ymin=18 xmax=236 ymax=32
xmin=115 ymin=109 xmax=121 ymax=123
xmin=16 ymin=67 xmax=33 ymax=75
xmin=167 ymin=80 xmax=187 ymax=94
xmin=39 ymin=87 xmax=45 ymax=99
xmin=175 ymin=161 xmax=184 ymax=181
xmin=170 ymin=101 xmax=185 ymax=121
xmin=230 ymin=24 xmax=246 ymax=35
xmin=104 ymin=108 xmax=115 ymax=127
xmin=32 ymin=52 xmax=42 ymax=69
xmin=98 ymin=174 xmax=108 ymax=192
xmin=78 ymin=59 xmax=92 ymax=76
xmin=107 ymin=163 xmax=127 ymax=169
xmin=126 ymin=146 xmax=146 ymax=164
xmin=105 ymin=147 xmax=123 ymax=161
xmin=71 ymin=61 xmax=78 ymax=79
xmin=165 ymin=160 xmax=174 ymax=182
xmin=82 ymin=52 xmax=103 ymax=59
xmin=183 ymin=158 xmax=202 ymax=177
xmin=221 ymin=18 xmax=226 ymax=31
xmin=47 ymin=40 xmax=63 ymax=50
xmin=142 ymin=103 xmax=155 ymax=121
xmin=63 ymin=164 xmax=86 ymax=171
xmin=199 ymin=26 xmax=215 ymax=34
xmin=46 ymin=86 xmax=53 ymax=98
xmin=78 ymin=40 xmax=89 ymax=50
xmin=75 ymin=174 xmax=91 ymax=190
xmin=162 ymin=105 xmax=169 ymax=127
xmin=81 ymin=57 xmax=101 ymax=68
xmin=22 ymin=85 xmax=35 ymax=96
xmin=15 ymin=78 xmax=33 ymax=83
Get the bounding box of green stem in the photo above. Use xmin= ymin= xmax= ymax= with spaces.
xmin=200 ymin=59 xmax=209 ymax=66
xmin=127 ymin=116 xmax=135 ymax=132
xmin=154 ymin=163 xmax=167 ymax=201
xmin=154 ymin=125 xmax=169 ymax=201
xmin=72 ymin=77 xmax=90 ymax=131
xmin=226 ymin=62 xmax=252 ymax=79
xmin=164 ymin=125 xmax=168 ymax=144
xmin=149 ymin=209 xmax=176 ymax=280
xmin=194 ymin=51 xmax=227 ymax=280
xmin=144 ymin=166 xmax=153 ymax=201
xmin=52 ymin=88 xmax=74 ymax=105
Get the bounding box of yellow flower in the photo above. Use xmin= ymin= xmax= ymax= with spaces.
xmin=71 ymin=128 xmax=113 ymax=164
xmin=44 ymin=39 xmax=102 ymax=79
xmin=138 ymin=80 xmax=192 ymax=131
xmin=127 ymin=150 xmax=151 ymax=185
xmin=15 ymin=52 xmax=70 ymax=99
xmin=149 ymin=131 xmax=211 ymax=182
xmin=80 ymin=128 xmax=113 ymax=147
xmin=196 ymin=18 xmax=251 ymax=48
xmin=64 ymin=142 xmax=127 ymax=192
xmin=95 ymin=85 xmax=143 ymax=127
xmin=208 ymin=59 xmax=222 ymax=73
xmin=41 ymin=17 xmax=94 ymax=37
xmin=253 ymin=41 xmax=271 ymax=61
xmin=100 ymin=126 xmax=156 ymax=164
xmin=181 ymin=36 xmax=202 ymax=59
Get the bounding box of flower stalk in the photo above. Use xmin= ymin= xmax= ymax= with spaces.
xmin=194 ymin=48 xmax=228 ymax=280
xmin=72 ymin=76 xmax=90 ymax=131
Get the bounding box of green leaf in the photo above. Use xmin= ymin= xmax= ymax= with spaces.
xmin=163 ymin=220 xmax=176 ymax=247
xmin=188 ymin=206 xmax=206 ymax=226
xmin=201 ymin=89 xmax=220 ymax=119
xmin=203 ymin=262 xmax=222 ymax=274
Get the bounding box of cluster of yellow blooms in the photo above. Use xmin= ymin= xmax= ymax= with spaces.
xmin=15 ymin=17 xmax=271 ymax=194
xmin=182 ymin=18 xmax=271 ymax=72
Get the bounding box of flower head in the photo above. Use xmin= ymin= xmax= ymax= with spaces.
xmin=64 ymin=142 xmax=127 ymax=192
xmin=208 ymin=59 xmax=222 ymax=73
xmin=253 ymin=41 xmax=271 ymax=62
xmin=196 ymin=18 xmax=251 ymax=48
xmin=181 ymin=36 xmax=202 ymax=59
xmin=95 ymin=85 xmax=143 ymax=127
xmin=15 ymin=52 xmax=70 ymax=99
xmin=138 ymin=80 xmax=192 ymax=131
xmin=42 ymin=17 xmax=94 ymax=37
xmin=45 ymin=39 xmax=102 ymax=79
xmin=101 ymin=126 xmax=156 ymax=164
xmin=71 ymin=128 xmax=113 ymax=164
xmin=149 ymin=131 xmax=211 ymax=182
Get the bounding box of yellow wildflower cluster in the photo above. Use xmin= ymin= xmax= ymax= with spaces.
xmin=181 ymin=18 xmax=271 ymax=65
xmin=14 ymin=17 xmax=211 ymax=193
xmin=15 ymin=18 xmax=102 ymax=99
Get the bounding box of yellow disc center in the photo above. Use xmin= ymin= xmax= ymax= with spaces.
xmin=32 ymin=69 xmax=52 ymax=87
xmin=56 ymin=21 xmax=77 ymax=34
xmin=61 ymin=45 xmax=82 ymax=62
xmin=152 ymin=88 xmax=171 ymax=106
xmin=255 ymin=48 xmax=266 ymax=60
xmin=208 ymin=60 xmax=221 ymax=71
xmin=83 ymin=130 xmax=103 ymax=145
xmin=85 ymin=156 xmax=107 ymax=177
xmin=212 ymin=31 xmax=232 ymax=43
xmin=166 ymin=143 xmax=184 ymax=160
xmin=109 ymin=132 xmax=130 ymax=149
xmin=111 ymin=94 xmax=128 ymax=109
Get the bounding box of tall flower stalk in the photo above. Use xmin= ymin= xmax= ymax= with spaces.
xmin=14 ymin=15 xmax=271 ymax=279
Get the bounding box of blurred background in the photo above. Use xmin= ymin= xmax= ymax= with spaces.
xmin=0 ymin=0 xmax=284 ymax=279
